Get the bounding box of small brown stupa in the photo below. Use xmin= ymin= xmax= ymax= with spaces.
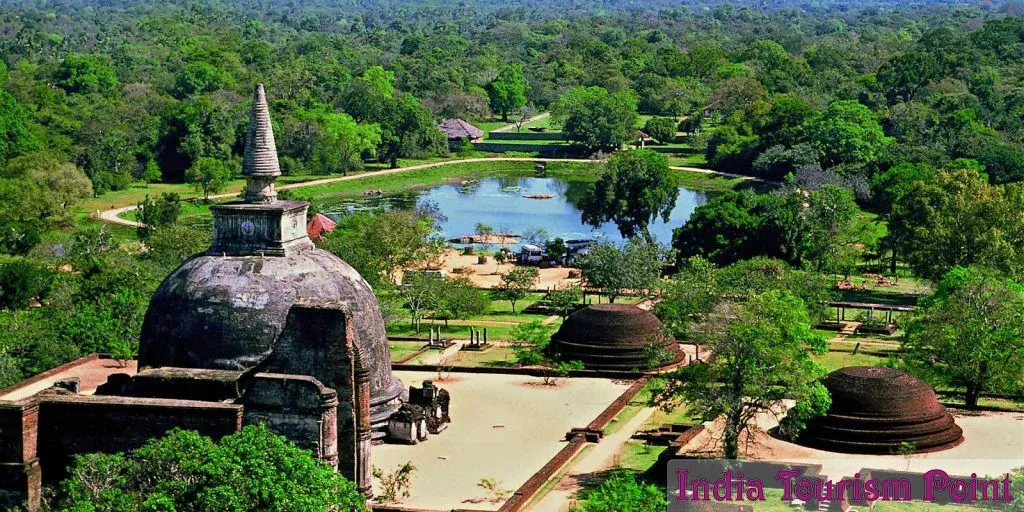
xmin=797 ymin=366 xmax=964 ymax=454
xmin=549 ymin=304 xmax=684 ymax=371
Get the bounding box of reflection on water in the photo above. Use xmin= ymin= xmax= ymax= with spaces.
xmin=316 ymin=176 xmax=707 ymax=248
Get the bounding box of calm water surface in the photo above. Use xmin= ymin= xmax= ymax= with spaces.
xmin=317 ymin=176 xmax=707 ymax=248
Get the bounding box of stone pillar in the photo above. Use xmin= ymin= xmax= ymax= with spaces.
xmin=353 ymin=351 xmax=373 ymax=497
xmin=319 ymin=392 xmax=340 ymax=470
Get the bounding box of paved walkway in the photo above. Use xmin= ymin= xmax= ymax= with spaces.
xmin=529 ymin=406 xmax=658 ymax=512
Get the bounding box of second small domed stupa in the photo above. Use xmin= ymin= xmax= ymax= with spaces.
xmin=549 ymin=304 xmax=684 ymax=371
xmin=138 ymin=84 xmax=406 ymax=430
xmin=797 ymin=366 xmax=963 ymax=454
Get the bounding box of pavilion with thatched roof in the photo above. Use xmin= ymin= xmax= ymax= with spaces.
xmin=438 ymin=118 xmax=484 ymax=146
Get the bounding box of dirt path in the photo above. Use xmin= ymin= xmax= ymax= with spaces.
xmin=528 ymin=406 xmax=658 ymax=512
xmin=668 ymin=165 xmax=773 ymax=183
xmin=490 ymin=112 xmax=551 ymax=133
xmin=97 ymin=157 xmax=765 ymax=229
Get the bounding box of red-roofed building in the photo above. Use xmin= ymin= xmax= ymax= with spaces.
xmin=306 ymin=213 xmax=336 ymax=242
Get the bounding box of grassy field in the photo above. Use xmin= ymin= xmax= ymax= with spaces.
xmin=474 ymin=120 xmax=510 ymax=133
xmin=388 ymin=342 xmax=426 ymax=362
xmin=613 ymin=440 xmax=668 ymax=473
xmin=519 ymin=115 xmax=557 ymax=131
xmin=666 ymin=153 xmax=709 ymax=167
xmin=811 ymin=351 xmax=891 ymax=372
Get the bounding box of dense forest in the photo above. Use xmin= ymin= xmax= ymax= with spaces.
xmin=0 ymin=0 xmax=1023 ymax=390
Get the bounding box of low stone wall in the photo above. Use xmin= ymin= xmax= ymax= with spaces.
xmin=487 ymin=131 xmax=565 ymax=141
xmin=586 ymin=376 xmax=650 ymax=432
xmin=391 ymin=363 xmax=646 ymax=380
xmin=0 ymin=353 xmax=102 ymax=398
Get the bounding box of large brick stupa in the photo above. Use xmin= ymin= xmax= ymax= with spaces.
xmin=797 ymin=366 xmax=964 ymax=454
xmin=137 ymin=84 xmax=407 ymax=431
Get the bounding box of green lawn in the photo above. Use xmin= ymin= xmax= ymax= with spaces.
xmin=811 ymin=351 xmax=891 ymax=372
xmin=474 ymin=138 xmax=571 ymax=146
xmin=519 ymin=114 xmax=557 ymax=131
xmin=388 ymin=342 xmax=426 ymax=362
xmin=474 ymin=120 xmax=509 ymax=133
xmin=613 ymin=440 xmax=668 ymax=473
xmin=666 ymin=153 xmax=709 ymax=168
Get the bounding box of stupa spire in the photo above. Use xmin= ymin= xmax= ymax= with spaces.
xmin=242 ymin=83 xmax=281 ymax=203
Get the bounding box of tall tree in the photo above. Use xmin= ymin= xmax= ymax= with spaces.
xmin=0 ymin=88 xmax=35 ymax=167
xmin=185 ymin=157 xmax=232 ymax=201
xmin=580 ymin=150 xmax=678 ymax=239
xmin=799 ymin=100 xmax=891 ymax=169
xmin=298 ymin=107 xmax=381 ymax=175
xmin=54 ymin=54 xmax=119 ymax=95
xmin=888 ymin=168 xmax=1024 ymax=281
xmin=578 ymin=238 xmax=667 ymax=303
xmin=901 ymin=266 xmax=1024 ymax=408
xmin=552 ymin=86 xmax=638 ymax=150
xmin=488 ymin=64 xmax=528 ymax=122
xmin=320 ymin=206 xmax=446 ymax=287
xmin=495 ymin=266 xmax=538 ymax=313
xmin=1 ymin=152 xmax=93 ymax=226
xmin=431 ymin=276 xmax=490 ymax=327
xmin=654 ymin=290 xmax=830 ymax=458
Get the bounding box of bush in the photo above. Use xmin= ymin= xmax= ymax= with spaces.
xmin=48 ymin=424 xmax=368 ymax=512
xmin=0 ymin=257 xmax=52 ymax=310
xmin=569 ymin=472 xmax=664 ymax=512
xmin=643 ymin=117 xmax=677 ymax=144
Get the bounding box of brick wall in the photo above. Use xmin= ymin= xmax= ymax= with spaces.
xmin=36 ymin=395 xmax=243 ymax=484
xmin=242 ymin=373 xmax=339 ymax=469
xmin=0 ymin=401 xmax=41 ymax=510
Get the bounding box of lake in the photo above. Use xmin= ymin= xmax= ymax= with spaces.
xmin=316 ymin=176 xmax=707 ymax=248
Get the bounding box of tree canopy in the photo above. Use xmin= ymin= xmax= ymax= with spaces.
xmin=48 ymin=424 xmax=368 ymax=512
xmin=656 ymin=289 xmax=829 ymax=458
xmin=552 ymin=86 xmax=638 ymax=150
xmin=901 ymin=266 xmax=1024 ymax=407
xmin=580 ymin=150 xmax=678 ymax=239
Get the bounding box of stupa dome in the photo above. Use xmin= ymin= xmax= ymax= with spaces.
xmin=549 ymin=304 xmax=684 ymax=370
xmin=138 ymin=84 xmax=405 ymax=428
xmin=797 ymin=366 xmax=963 ymax=454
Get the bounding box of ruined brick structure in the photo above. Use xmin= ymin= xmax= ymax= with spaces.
xmin=797 ymin=366 xmax=963 ymax=454
xmin=549 ymin=304 xmax=685 ymax=371
xmin=0 ymin=84 xmax=406 ymax=510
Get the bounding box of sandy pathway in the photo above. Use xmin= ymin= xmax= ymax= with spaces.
xmin=528 ymin=406 xmax=658 ymax=512
xmin=415 ymin=341 xmax=464 ymax=366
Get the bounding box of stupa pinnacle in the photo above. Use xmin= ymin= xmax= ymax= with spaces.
xmin=205 ymin=84 xmax=311 ymax=257
xmin=139 ymin=83 xmax=407 ymax=433
xmin=242 ymin=84 xmax=281 ymax=203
